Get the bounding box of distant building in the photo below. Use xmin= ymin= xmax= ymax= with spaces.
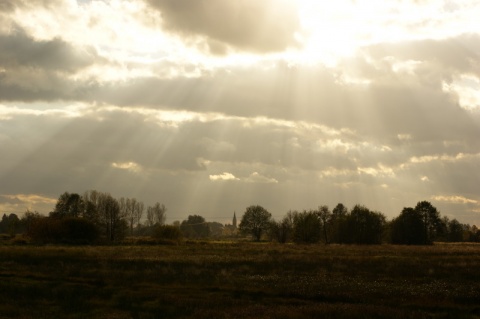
xmin=233 ymin=211 xmax=237 ymax=229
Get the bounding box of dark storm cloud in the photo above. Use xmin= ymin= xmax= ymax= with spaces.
xmin=145 ymin=0 xmax=301 ymax=53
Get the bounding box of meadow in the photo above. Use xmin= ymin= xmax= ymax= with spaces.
xmin=0 ymin=241 xmax=479 ymax=318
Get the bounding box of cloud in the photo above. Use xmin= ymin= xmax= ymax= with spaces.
xmin=0 ymin=28 xmax=100 ymax=102
xmin=0 ymin=30 xmax=96 ymax=72
xmin=0 ymin=1 xmax=480 ymax=225
xmin=245 ymin=172 xmax=278 ymax=184
xmin=363 ymin=34 xmax=480 ymax=76
xmin=431 ymin=195 xmax=478 ymax=205
xmin=112 ymin=161 xmax=143 ymax=173
xmin=209 ymin=172 xmax=239 ymax=181
xmin=0 ymin=193 xmax=57 ymax=215
xmin=145 ymin=0 xmax=301 ymax=53
xmin=0 ymin=0 xmax=63 ymax=12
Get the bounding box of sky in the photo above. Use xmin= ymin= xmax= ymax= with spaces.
xmin=0 ymin=0 xmax=479 ymax=225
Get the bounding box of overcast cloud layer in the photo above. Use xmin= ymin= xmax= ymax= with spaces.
xmin=0 ymin=0 xmax=479 ymax=225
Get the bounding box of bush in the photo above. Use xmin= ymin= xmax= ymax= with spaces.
xmin=27 ymin=217 xmax=99 ymax=244
xmin=61 ymin=218 xmax=99 ymax=244
xmin=153 ymin=225 xmax=182 ymax=241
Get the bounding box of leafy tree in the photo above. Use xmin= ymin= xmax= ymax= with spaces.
xmin=342 ymin=205 xmax=385 ymax=244
xmin=52 ymin=192 xmax=84 ymax=218
xmin=0 ymin=213 xmax=20 ymax=236
xmin=391 ymin=207 xmax=424 ymax=245
xmin=180 ymin=215 xmax=210 ymax=238
xmin=292 ymin=210 xmax=322 ymax=244
xmin=317 ymin=205 xmax=332 ymax=244
xmin=20 ymin=210 xmax=42 ymax=234
xmin=330 ymin=203 xmax=348 ymax=243
xmin=447 ymin=219 xmax=464 ymax=242
xmin=415 ymin=201 xmax=442 ymax=244
xmin=0 ymin=214 xmax=6 ymax=233
xmin=82 ymin=190 xmax=101 ymax=224
xmin=239 ymin=205 xmax=272 ymax=241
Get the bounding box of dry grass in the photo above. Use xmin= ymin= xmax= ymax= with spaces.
xmin=1 ymin=242 xmax=479 ymax=318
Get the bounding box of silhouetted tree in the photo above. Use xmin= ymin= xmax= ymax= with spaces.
xmin=97 ymin=192 xmax=126 ymax=242
xmin=120 ymin=197 xmax=145 ymax=235
xmin=330 ymin=203 xmax=348 ymax=243
xmin=269 ymin=212 xmax=294 ymax=243
xmin=415 ymin=201 xmax=442 ymax=244
xmin=0 ymin=213 xmax=20 ymax=236
xmin=52 ymin=192 xmax=84 ymax=218
xmin=133 ymin=201 xmax=144 ymax=232
xmin=20 ymin=210 xmax=42 ymax=234
xmin=239 ymin=205 xmax=272 ymax=241
xmin=342 ymin=205 xmax=385 ymax=244
xmin=447 ymin=218 xmax=464 ymax=242
xmin=0 ymin=214 xmax=7 ymax=233
xmin=180 ymin=215 xmax=210 ymax=238
xmin=147 ymin=202 xmax=166 ymax=226
xmin=292 ymin=210 xmax=322 ymax=244
xmin=82 ymin=190 xmax=101 ymax=225
xmin=317 ymin=205 xmax=332 ymax=244
xmin=391 ymin=207 xmax=424 ymax=245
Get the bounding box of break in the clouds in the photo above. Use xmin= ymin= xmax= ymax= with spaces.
xmin=0 ymin=0 xmax=479 ymax=225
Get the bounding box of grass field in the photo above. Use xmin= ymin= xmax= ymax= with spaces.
xmin=1 ymin=241 xmax=480 ymax=318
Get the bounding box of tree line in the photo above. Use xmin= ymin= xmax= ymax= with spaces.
xmin=1 ymin=190 xmax=479 ymax=245
xmin=239 ymin=202 xmax=480 ymax=245
xmin=1 ymin=190 xmax=167 ymax=244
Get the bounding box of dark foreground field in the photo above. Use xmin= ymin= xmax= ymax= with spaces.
xmin=0 ymin=242 xmax=479 ymax=319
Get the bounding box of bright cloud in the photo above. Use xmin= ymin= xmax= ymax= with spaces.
xmin=209 ymin=172 xmax=239 ymax=181
xmin=432 ymin=195 xmax=479 ymax=205
xmin=112 ymin=161 xmax=142 ymax=173
xmin=0 ymin=194 xmax=57 ymax=215
xmin=245 ymin=172 xmax=278 ymax=184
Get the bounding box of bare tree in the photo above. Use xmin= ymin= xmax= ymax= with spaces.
xmin=146 ymin=207 xmax=155 ymax=227
xmin=134 ymin=201 xmax=144 ymax=229
xmin=83 ymin=191 xmax=127 ymax=242
xmin=147 ymin=202 xmax=166 ymax=226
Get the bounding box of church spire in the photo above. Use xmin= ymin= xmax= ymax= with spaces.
xmin=233 ymin=211 xmax=237 ymax=229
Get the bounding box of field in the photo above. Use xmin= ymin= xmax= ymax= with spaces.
xmin=1 ymin=241 xmax=480 ymax=318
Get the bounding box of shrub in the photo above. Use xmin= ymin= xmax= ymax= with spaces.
xmin=153 ymin=225 xmax=182 ymax=241
xmin=27 ymin=217 xmax=99 ymax=244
